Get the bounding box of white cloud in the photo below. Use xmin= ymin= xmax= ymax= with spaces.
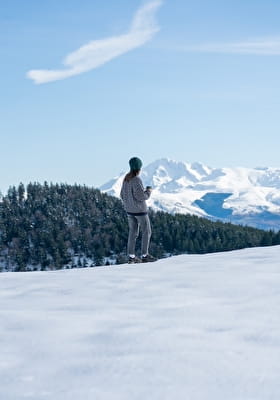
xmin=181 ymin=37 xmax=280 ymax=55
xmin=27 ymin=0 xmax=163 ymax=84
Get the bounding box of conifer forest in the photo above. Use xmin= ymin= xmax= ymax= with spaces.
xmin=1 ymin=183 xmax=279 ymax=271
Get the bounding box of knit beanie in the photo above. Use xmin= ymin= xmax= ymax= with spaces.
xmin=129 ymin=157 xmax=143 ymax=171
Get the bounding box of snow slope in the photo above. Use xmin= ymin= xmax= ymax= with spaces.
xmin=100 ymin=158 xmax=280 ymax=229
xmin=1 ymin=246 xmax=280 ymax=400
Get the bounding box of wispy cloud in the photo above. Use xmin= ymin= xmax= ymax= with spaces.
xmin=181 ymin=37 xmax=280 ymax=55
xmin=27 ymin=0 xmax=163 ymax=84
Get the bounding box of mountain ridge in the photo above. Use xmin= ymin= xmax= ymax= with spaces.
xmin=100 ymin=158 xmax=280 ymax=230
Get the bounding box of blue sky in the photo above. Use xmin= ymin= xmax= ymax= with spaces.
xmin=1 ymin=0 xmax=280 ymax=193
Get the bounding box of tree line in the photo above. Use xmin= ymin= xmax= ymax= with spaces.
xmin=0 ymin=182 xmax=279 ymax=271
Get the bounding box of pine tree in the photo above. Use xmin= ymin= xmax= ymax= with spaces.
xmin=1 ymin=182 xmax=280 ymax=271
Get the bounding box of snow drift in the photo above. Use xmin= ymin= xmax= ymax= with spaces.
xmin=1 ymin=246 xmax=280 ymax=399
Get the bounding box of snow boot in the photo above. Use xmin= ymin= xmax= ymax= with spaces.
xmin=141 ymin=254 xmax=157 ymax=263
xmin=128 ymin=256 xmax=142 ymax=264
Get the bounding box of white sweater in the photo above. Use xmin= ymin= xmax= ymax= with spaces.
xmin=120 ymin=176 xmax=151 ymax=214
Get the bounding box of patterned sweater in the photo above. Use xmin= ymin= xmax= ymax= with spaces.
xmin=120 ymin=176 xmax=151 ymax=214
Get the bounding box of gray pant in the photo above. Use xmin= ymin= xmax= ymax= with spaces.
xmin=127 ymin=214 xmax=151 ymax=256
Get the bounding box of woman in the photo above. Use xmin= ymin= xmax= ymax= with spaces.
xmin=120 ymin=157 xmax=157 ymax=264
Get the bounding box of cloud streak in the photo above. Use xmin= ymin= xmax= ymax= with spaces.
xmin=27 ymin=0 xmax=163 ymax=84
xmin=181 ymin=37 xmax=280 ymax=55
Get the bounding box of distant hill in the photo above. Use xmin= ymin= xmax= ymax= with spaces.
xmin=100 ymin=158 xmax=280 ymax=230
xmin=1 ymin=182 xmax=280 ymax=272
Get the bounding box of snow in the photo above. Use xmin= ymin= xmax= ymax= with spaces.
xmin=1 ymin=246 xmax=280 ymax=400
xmin=100 ymin=158 xmax=280 ymax=224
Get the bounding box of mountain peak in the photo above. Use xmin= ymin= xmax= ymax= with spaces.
xmin=100 ymin=158 xmax=280 ymax=229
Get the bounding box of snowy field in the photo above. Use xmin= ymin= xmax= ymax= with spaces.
xmin=1 ymin=246 xmax=280 ymax=400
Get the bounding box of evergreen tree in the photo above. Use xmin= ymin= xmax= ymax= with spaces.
xmin=0 ymin=182 xmax=280 ymax=271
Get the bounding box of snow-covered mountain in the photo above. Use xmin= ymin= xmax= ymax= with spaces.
xmin=100 ymin=158 xmax=280 ymax=230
